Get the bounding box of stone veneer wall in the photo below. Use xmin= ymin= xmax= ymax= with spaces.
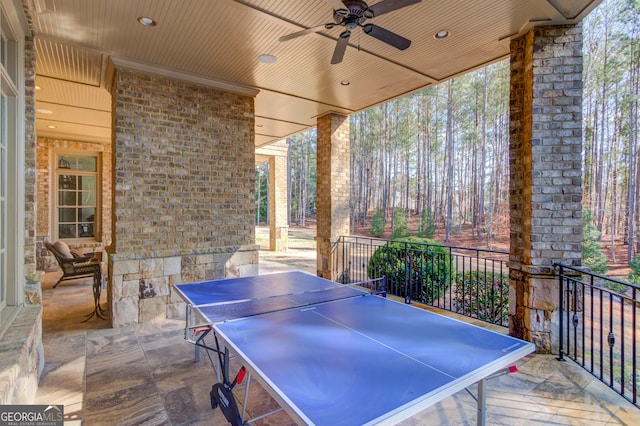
xmin=0 ymin=306 xmax=42 ymax=404
xmin=35 ymin=137 xmax=113 ymax=271
xmin=109 ymin=68 xmax=258 ymax=326
xmin=509 ymin=24 xmax=583 ymax=353
xmin=23 ymin=8 xmax=37 ymax=285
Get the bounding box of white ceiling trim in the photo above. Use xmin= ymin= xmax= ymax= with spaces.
xmin=37 ymin=129 xmax=111 ymax=145
xmin=111 ymin=57 xmax=261 ymax=97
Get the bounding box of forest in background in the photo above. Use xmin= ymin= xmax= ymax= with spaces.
xmin=256 ymin=0 xmax=640 ymax=270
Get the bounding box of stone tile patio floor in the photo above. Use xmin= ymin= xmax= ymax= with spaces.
xmin=35 ymin=258 xmax=640 ymax=425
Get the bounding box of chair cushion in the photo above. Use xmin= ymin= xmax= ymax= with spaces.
xmin=53 ymin=241 xmax=73 ymax=259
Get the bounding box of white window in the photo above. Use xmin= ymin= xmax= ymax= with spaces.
xmin=0 ymin=0 xmax=25 ymax=328
xmin=55 ymin=154 xmax=99 ymax=241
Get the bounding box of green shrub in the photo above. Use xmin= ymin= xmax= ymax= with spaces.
xmin=367 ymin=237 xmax=453 ymax=304
xmin=370 ymin=207 xmax=385 ymax=237
xmin=629 ymin=254 xmax=640 ymax=286
xmin=454 ymin=271 xmax=509 ymax=325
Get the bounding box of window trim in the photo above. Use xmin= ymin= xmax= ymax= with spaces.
xmin=0 ymin=0 xmax=26 ymax=327
xmin=52 ymin=150 xmax=101 ymax=242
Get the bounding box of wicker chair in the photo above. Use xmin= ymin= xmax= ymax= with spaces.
xmin=45 ymin=241 xmax=101 ymax=288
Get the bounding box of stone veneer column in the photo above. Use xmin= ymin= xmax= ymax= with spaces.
xmin=316 ymin=113 xmax=350 ymax=279
xmin=256 ymin=141 xmax=289 ymax=251
xmin=509 ymin=25 xmax=583 ymax=353
xmin=109 ymin=68 xmax=259 ymax=326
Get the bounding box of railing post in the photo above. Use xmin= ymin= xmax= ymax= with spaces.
xmin=557 ymin=264 xmax=564 ymax=361
xmin=404 ymin=241 xmax=411 ymax=304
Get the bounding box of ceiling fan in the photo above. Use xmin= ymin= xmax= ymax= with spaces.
xmin=279 ymin=0 xmax=422 ymax=64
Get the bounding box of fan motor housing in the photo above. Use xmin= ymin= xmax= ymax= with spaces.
xmin=333 ymin=0 xmax=371 ymax=26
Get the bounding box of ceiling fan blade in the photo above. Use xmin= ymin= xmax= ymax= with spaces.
xmin=331 ymin=31 xmax=350 ymax=64
xmin=363 ymin=24 xmax=411 ymax=50
xmin=279 ymin=24 xmax=329 ymax=42
xmin=368 ymin=0 xmax=421 ymax=17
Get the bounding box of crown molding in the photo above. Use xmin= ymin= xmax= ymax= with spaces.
xmin=111 ymin=57 xmax=260 ymax=97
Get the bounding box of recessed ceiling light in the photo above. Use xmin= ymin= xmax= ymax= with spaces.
xmin=256 ymin=124 xmax=264 ymax=127
xmin=35 ymin=85 xmax=42 ymax=91
xmin=258 ymin=54 xmax=277 ymax=64
xmin=137 ymin=16 xmax=157 ymax=27
xmin=47 ymin=125 xmax=56 ymax=129
xmin=434 ymin=30 xmax=449 ymax=40
xmin=340 ymin=80 xmax=350 ymax=86
xmin=36 ymin=108 xmax=53 ymax=114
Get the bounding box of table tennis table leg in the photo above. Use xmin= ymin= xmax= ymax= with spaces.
xmin=477 ymin=378 xmax=486 ymax=426
xmin=240 ymin=370 xmax=250 ymax=422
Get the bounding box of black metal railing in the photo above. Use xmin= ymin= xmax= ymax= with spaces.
xmin=331 ymin=236 xmax=510 ymax=327
xmin=556 ymin=263 xmax=640 ymax=408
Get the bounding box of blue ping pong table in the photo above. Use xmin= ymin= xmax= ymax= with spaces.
xmin=175 ymin=271 xmax=535 ymax=426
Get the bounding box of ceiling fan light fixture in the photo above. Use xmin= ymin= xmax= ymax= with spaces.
xmin=258 ymin=54 xmax=277 ymax=64
xmin=137 ymin=16 xmax=157 ymax=27
xmin=434 ymin=30 xmax=449 ymax=39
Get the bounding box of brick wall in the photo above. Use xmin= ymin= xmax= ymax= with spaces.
xmin=509 ymin=24 xmax=583 ymax=352
xmin=109 ymin=68 xmax=258 ymax=325
xmin=23 ymin=19 xmax=36 ymax=284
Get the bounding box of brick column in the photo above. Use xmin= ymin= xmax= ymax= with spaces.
xmin=256 ymin=140 xmax=289 ymax=251
xmin=509 ymin=25 xmax=583 ymax=353
xmin=109 ymin=68 xmax=258 ymax=326
xmin=316 ymin=113 xmax=350 ymax=279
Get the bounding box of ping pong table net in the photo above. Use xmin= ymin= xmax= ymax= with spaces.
xmin=186 ymin=277 xmax=387 ymax=327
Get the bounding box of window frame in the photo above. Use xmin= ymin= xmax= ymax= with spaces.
xmin=0 ymin=0 xmax=26 ymax=332
xmin=53 ymin=151 xmax=101 ymax=242
xmin=0 ymin=87 xmax=8 ymax=312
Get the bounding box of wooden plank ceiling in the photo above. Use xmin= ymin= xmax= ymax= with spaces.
xmin=32 ymin=0 xmax=601 ymax=146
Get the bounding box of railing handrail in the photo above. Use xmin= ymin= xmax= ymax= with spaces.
xmin=336 ymin=235 xmax=509 ymax=256
xmin=554 ymin=261 xmax=640 ymax=291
